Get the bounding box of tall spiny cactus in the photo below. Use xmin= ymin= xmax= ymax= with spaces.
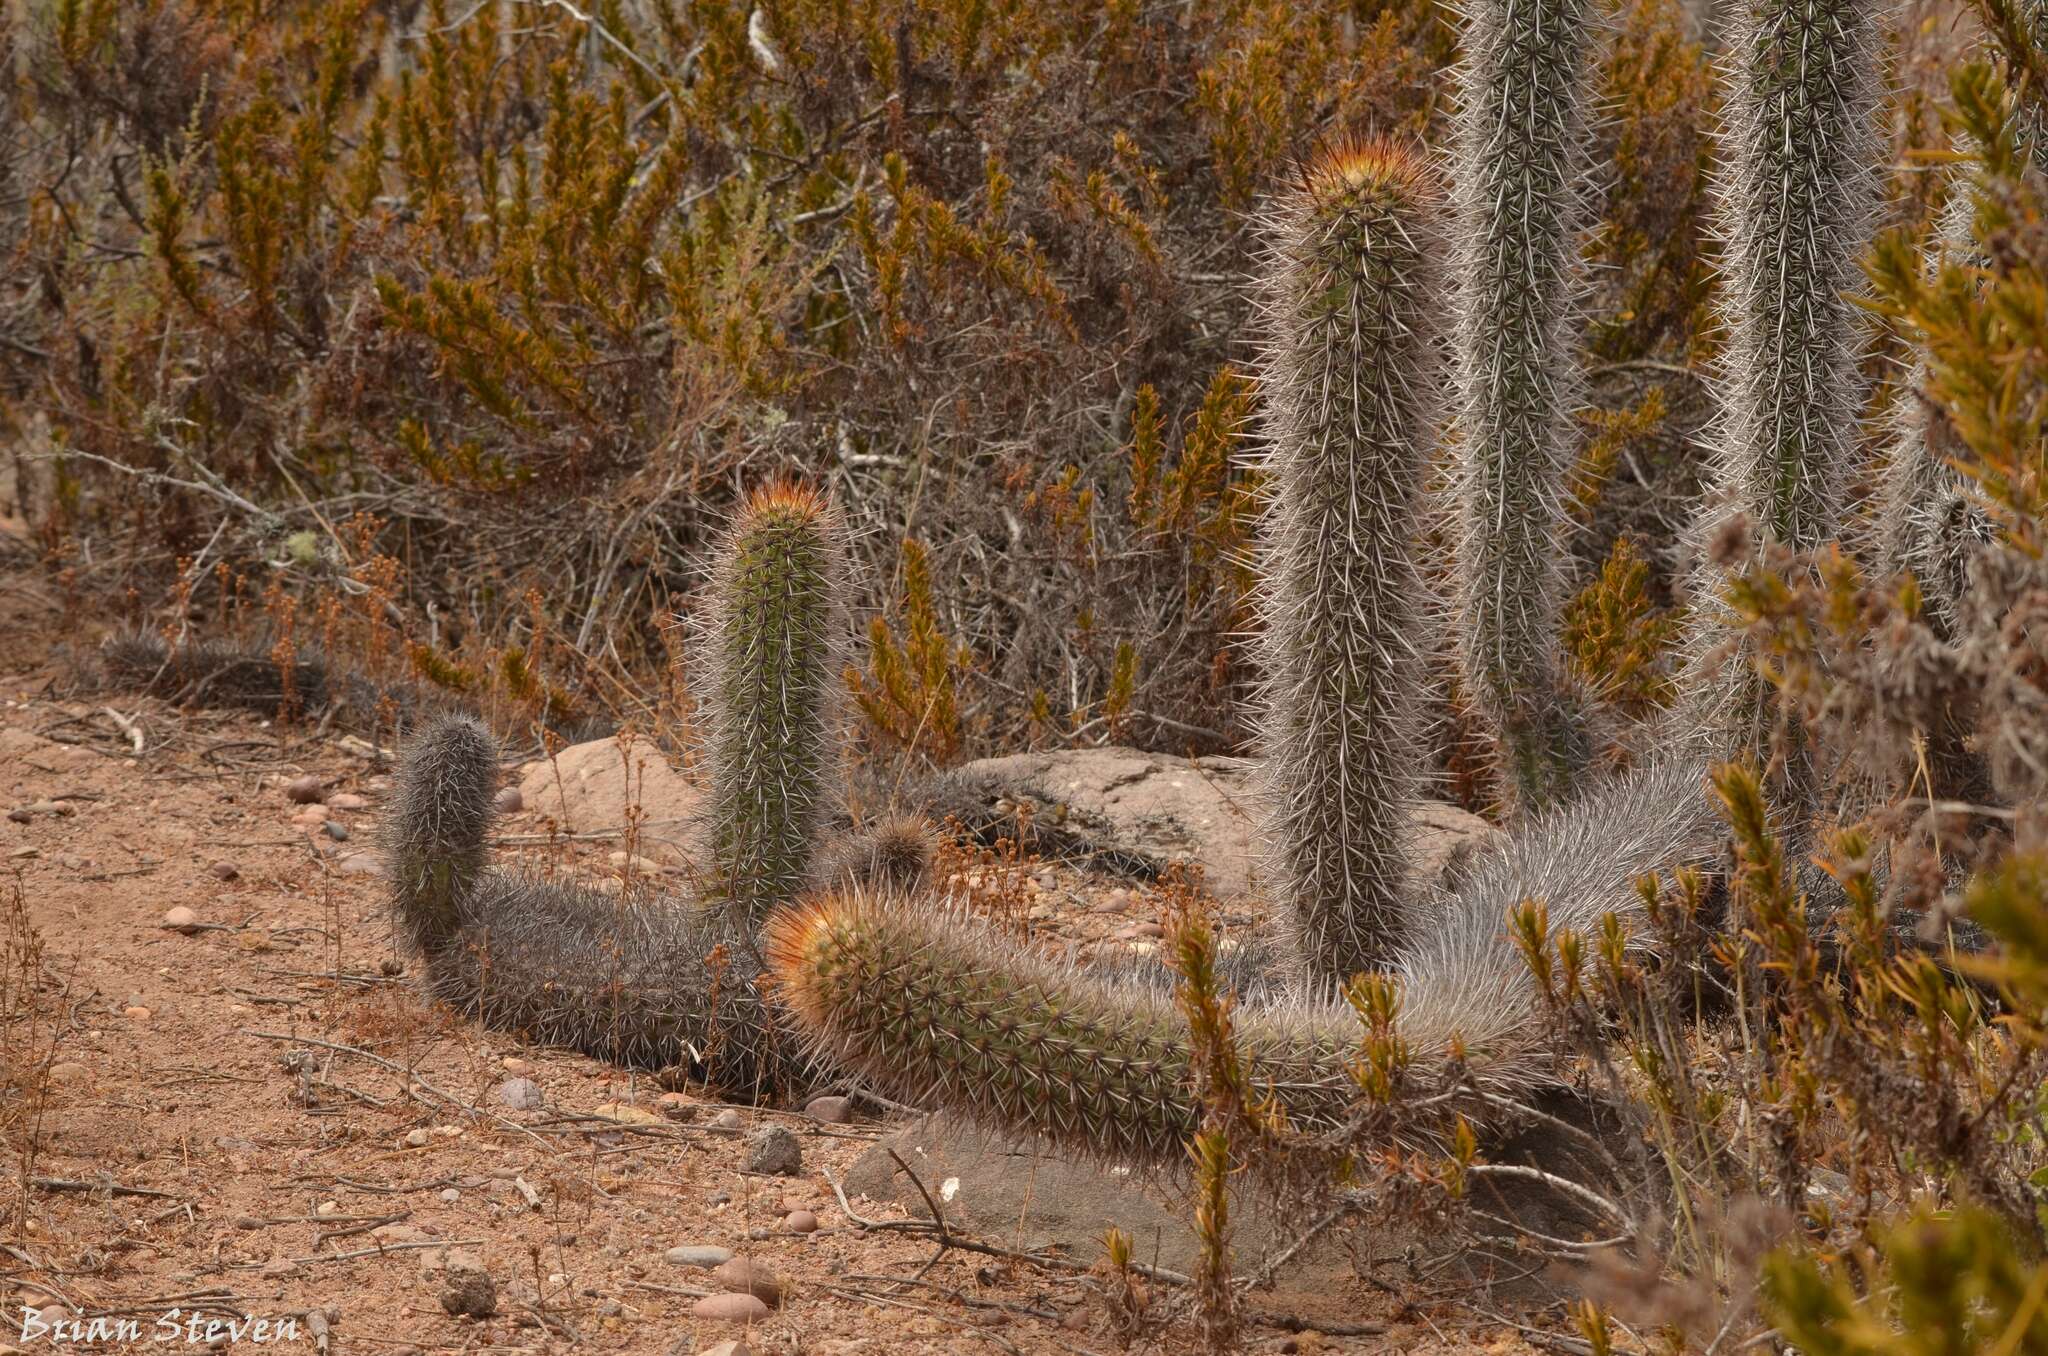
xmin=1447 ymin=0 xmax=1599 ymax=816
xmin=768 ymin=757 xmax=1724 ymax=1168
xmin=706 ymin=481 xmax=850 ymax=926
xmin=1872 ymin=10 xmax=2048 ymax=631
xmin=1252 ymin=139 xmax=1446 ymax=985
xmin=1680 ymin=0 xmax=1891 ymax=750
xmin=1871 ymin=187 xmax=1994 ymax=634
xmin=384 ymin=483 xmax=864 ymax=1099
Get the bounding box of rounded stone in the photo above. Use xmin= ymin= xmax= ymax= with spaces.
xmin=710 ymin=1258 xmax=781 ymax=1307
xmin=743 ymin=1124 xmax=802 ymax=1176
xmin=495 ymin=1077 xmax=543 ymax=1111
xmin=161 ymin=906 xmax=200 ymax=934
xmin=691 ymin=1293 xmax=768 ymax=1324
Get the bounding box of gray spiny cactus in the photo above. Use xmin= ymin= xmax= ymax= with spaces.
xmin=384 ymin=483 xmax=873 ymax=1099
xmin=704 ymin=482 xmax=851 ymax=927
xmin=769 ymin=756 xmax=1723 ymax=1168
xmin=1447 ymin=0 xmax=1599 ymax=816
xmin=1251 ymin=138 xmax=1446 ymax=985
xmin=771 ymin=0 xmax=1908 ymax=1175
xmin=387 ymin=715 xmax=788 ymax=1090
xmin=1871 ymin=187 xmax=1996 ymax=635
xmin=1870 ymin=6 xmax=2048 ymax=632
xmin=1679 ymin=0 xmax=1892 ymax=752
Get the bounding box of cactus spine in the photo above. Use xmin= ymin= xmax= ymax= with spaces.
xmin=705 ymin=482 xmax=850 ymax=927
xmin=1252 ymin=140 xmax=1446 ymax=985
xmin=384 ymin=483 xmax=858 ymax=1099
xmin=1871 ymin=3 xmax=2048 ymax=631
xmin=1682 ymin=0 xmax=1890 ymax=747
xmin=385 ymin=713 xmax=788 ymax=1090
xmin=768 ymin=758 xmax=1725 ymax=1168
xmin=1447 ymin=0 xmax=1598 ymax=816
xmin=1872 ymin=188 xmax=1993 ymax=634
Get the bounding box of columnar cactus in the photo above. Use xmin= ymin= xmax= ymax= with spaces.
xmin=384 ymin=483 xmax=865 ymax=1099
xmin=1447 ymin=0 xmax=1599 ymax=815
xmin=705 ymin=482 xmax=851 ymax=926
xmin=1872 ymin=189 xmax=1992 ymax=634
xmin=1682 ymin=0 xmax=1890 ymax=747
xmin=1252 ymin=139 xmax=1446 ymax=985
xmin=1871 ymin=3 xmax=2048 ymax=631
xmin=767 ymin=757 xmax=1724 ymax=1167
xmin=386 ymin=713 xmax=785 ymax=1090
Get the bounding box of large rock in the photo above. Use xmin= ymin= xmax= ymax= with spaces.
xmin=845 ymin=1112 xmax=1623 ymax=1294
xmin=926 ymin=747 xmax=1493 ymax=899
xmin=515 ymin=737 xmax=701 ymax=866
xmin=844 ymin=1117 xmax=1207 ymax=1271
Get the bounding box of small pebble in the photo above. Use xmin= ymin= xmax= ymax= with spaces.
xmin=404 ymin=1128 xmax=432 ymax=1148
xmin=123 ymin=1005 xmax=150 ymax=1021
xmin=494 ymin=786 xmax=524 ymax=815
xmin=665 ymin=1244 xmax=733 ymax=1269
xmin=697 ymin=1341 xmax=754 ymax=1356
xmin=783 ymin=1210 xmax=819 ymax=1234
xmin=316 ymin=1200 xmax=340 ymax=1216
xmin=439 ymin=1188 xmax=461 ymax=1203
xmin=208 ymin=861 xmax=239 ymax=881
xmin=803 ymin=1095 xmax=852 ymax=1124
xmin=336 ymin=852 xmax=383 ymax=876
xmin=6 ymin=807 xmax=29 ymax=824
xmin=321 ymin=820 xmax=350 ymax=841
xmin=161 ymin=906 xmax=201 ymax=934
xmin=326 ymin=792 xmax=369 ymax=811
xmin=710 ymin=1258 xmax=782 ymax=1306
xmin=496 ymin=1077 xmax=543 ymax=1111
xmin=710 ymin=1108 xmax=743 ymax=1135
xmin=284 ymin=775 xmax=325 ymax=804
xmin=743 ymin=1124 xmax=802 ymax=1176
xmin=692 ymin=1293 xmax=768 ymax=1324
xmin=502 ymin=1057 xmax=532 ymax=1075
xmin=46 ymin=1062 xmax=89 ymax=1087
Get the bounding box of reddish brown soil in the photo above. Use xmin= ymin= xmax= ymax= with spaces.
xmin=0 ymin=566 xmax=1556 ymax=1356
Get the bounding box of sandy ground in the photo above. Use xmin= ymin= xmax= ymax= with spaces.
xmin=0 ymin=566 xmax=1559 ymax=1356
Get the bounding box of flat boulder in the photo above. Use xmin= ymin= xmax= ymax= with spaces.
xmin=924 ymin=747 xmax=1492 ymax=899
xmin=514 ymin=736 xmax=700 ymax=867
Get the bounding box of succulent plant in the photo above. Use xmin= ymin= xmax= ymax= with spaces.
xmin=769 ymin=0 xmax=1901 ymax=1171
xmin=766 ymin=756 xmax=1723 ymax=1167
xmin=384 ymin=483 xmax=870 ymax=1099
xmin=703 ymin=481 xmax=852 ymax=927
xmin=388 ymin=713 xmax=787 ymax=1088
xmin=1447 ymin=0 xmax=1599 ymax=815
xmin=1250 ymin=139 xmax=1445 ymax=985
xmin=1679 ymin=0 xmax=1889 ymax=751
xmin=1872 ymin=189 xmax=1995 ymax=636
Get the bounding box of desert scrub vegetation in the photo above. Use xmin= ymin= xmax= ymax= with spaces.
xmin=2 ymin=0 xmax=1465 ymax=763
xmin=0 ymin=0 xmax=1728 ymax=786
